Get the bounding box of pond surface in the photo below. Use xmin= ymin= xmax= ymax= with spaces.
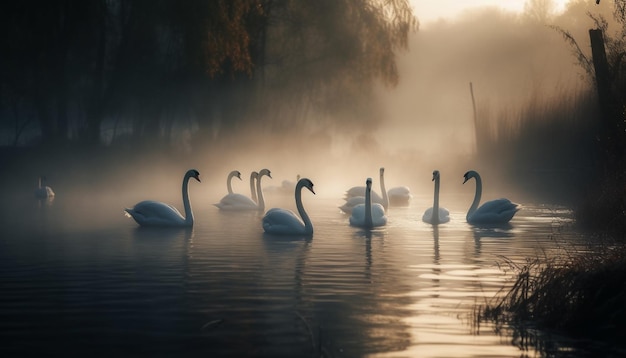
xmin=0 ymin=189 xmax=593 ymax=357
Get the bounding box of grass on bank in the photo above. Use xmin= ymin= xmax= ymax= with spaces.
xmin=479 ymin=240 xmax=626 ymax=350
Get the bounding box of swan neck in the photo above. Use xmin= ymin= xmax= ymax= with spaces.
xmin=182 ymin=174 xmax=193 ymax=225
xmin=433 ymin=177 xmax=440 ymax=225
xmin=365 ymin=184 xmax=373 ymax=228
xmin=227 ymin=173 xmax=234 ymax=194
xmin=295 ymin=182 xmax=313 ymax=234
xmin=250 ymin=174 xmax=257 ymax=203
xmin=380 ymin=170 xmax=388 ymax=210
xmin=256 ymin=174 xmax=265 ymax=211
xmin=468 ymin=175 xmax=482 ymax=220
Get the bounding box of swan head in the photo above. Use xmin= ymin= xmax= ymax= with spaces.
xmin=234 ymin=171 xmax=242 ymax=180
xmin=432 ymin=170 xmax=440 ymax=181
xmin=251 ymin=171 xmax=258 ymax=179
xmin=187 ymin=169 xmax=201 ymax=183
xmin=379 ymin=168 xmax=384 ymax=175
xmin=463 ymin=170 xmax=478 ymax=184
xmin=366 ymin=177 xmax=373 ymax=188
xmin=259 ymin=168 xmax=272 ymax=179
xmin=300 ymin=178 xmax=316 ymax=195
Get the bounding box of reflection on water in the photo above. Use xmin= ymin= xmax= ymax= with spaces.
xmin=0 ymin=193 xmax=597 ymax=357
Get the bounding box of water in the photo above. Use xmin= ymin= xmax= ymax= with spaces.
xmin=0 ymin=190 xmax=591 ymax=357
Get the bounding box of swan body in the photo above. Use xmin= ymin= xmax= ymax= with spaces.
xmin=463 ymin=170 xmax=520 ymax=225
xmin=422 ymin=170 xmax=450 ymax=224
xmin=350 ymin=178 xmax=387 ymax=228
xmin=263 ymin=178 xmax=315 ymax=235
xmin=341 ymin=168 xmax=388 ymax=213
xmin=388 ymin=186 xmax=411 ymax=206
xmin=35 ymin=176 xmax=55 ymax=199
xmin=125 ymin=169 xmax=200 ymax=227
xmin=214 ymin=170 xmax=258 ymax=211
xmin=267 ymin=174 xmax=301 ymax=194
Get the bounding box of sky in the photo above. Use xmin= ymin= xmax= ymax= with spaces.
xmin=411 ymin=0 xmax=570 ymax=24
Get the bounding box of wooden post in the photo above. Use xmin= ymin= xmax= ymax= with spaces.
xmin=469 ymin=82 xmax=478 ymax=154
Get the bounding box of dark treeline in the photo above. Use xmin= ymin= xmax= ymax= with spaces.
xmin=0 ymin=0 xmax=417 ymax=151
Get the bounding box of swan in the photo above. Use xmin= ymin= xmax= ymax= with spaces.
xmin=262 ymin=178 xmax=315 ymax=235
xmin=341 ymin=167 xmax=388 ymax=213
xmin=350 ymin=178 xmax=387 ymax=228
xmin=422 ymin=170 xmax=450 ymax=224
xmin=388 ymin=186 xmax=411 ymax=206
xmin=125 ymin=169 xmax=200 ymax=227
xmin=35 ymin=176 xmax=55 ymax=199
xmin=463 ymin=170 xmax=520 ymax=225
xmin=214 ymin=170 xmax=259 ymax=211
xmin=267 ymin=174 xmax=301 ymax=194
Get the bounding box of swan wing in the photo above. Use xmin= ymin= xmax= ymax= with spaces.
xmin=125 ymin=200 xmax=186 ymax=226
xmin=262 ymin=208 xmax=305 ymax=234
xmin=388 ymin=186 xmax=411 ymax=197
xmin=349 ymin=203 xmax=387 ymax=227
xmin=371 ymin=203 xmax=387 ymax=227
xmin=423 ymin=207 xmax=450 ymax=224
xmin=438 ymin=207 xmax=451 ymax=223
xmin=345 ymin=186 xmax=366 ymax=199
xmin=345 ymin=187 xmax=383 ymax=202
xmin=214 ymin=193 xmax=257 ymax=210
xmin=470 ymin=198 xmax=520 ymax=224
xmin=340 ymin=196 xmax=364 ymax=214
xmin=349 ymin=204 xmax=366 ymax=226
xmin=422 ymin=207 xmax=434 ymax=222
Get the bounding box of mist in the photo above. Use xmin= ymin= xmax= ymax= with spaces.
xmin=0 ymin=0 xmax=619 ymax=215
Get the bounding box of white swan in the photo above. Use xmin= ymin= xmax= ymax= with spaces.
xmin=125 ymin=169 xmax=201 ymax=227
xmin=350 ymin=178 xmax=387 ymax=228
xmin=214 ymin=170 xmax=259 ymax=211
xmin=267 ymin=174 xmax=301 ymax=194
xmin=340 ymin=167 xmax=388 ymax=213
xmin=262 ymin=178 xmax=315 ymax=235
xmin=388 ymin=186 xmax=411 ymax=206
xmin=35 ymin=176 xmax=55 ymax=199
xmin=422 ymin=170 xmax=450 ymax=224
xmin=463 ymin=170 xmax=520 ymax=225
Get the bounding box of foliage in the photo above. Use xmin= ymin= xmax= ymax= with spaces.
xmin=0 ymin=0 xmax=417 ymax=149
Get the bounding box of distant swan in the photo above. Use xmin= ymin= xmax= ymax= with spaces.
xmin=463 ymin=170 xmax=520 ymax=225
xmin=263 ymin=178 xmax=315 ymax=235
xmin=341 ymin=167 xmax=388 ymax=213
xmin=387 ymin=186 xmax=411 ymax=206
xmin=125 ymin=169 xmax=201 ymax=227
xmin=214 ymin=170 xmax=258 ymax=211
xmin=35 ymin=176 xmax=55 ymax=199
xmin=350 ymin=178 xmax=387 ymax=228
xmin=422 ymin=170 xmax=450 ymax=224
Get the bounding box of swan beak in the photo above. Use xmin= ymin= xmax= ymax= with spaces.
xmin=194 ymin=175 xmax=201 ymax=183
xmin=462 ymin=177 xmax=469 ymax=184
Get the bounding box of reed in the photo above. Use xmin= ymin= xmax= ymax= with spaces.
xmin=472 ymin=84 xmax=626 ymax=234
xmin=480 ymin=241 xmax=626 ymax=349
